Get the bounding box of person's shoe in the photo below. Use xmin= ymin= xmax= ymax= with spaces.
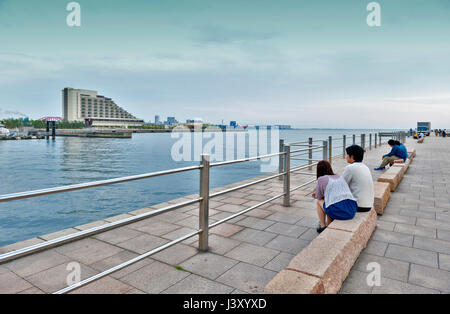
xmin=316 ymin=225 xmax=327 ymax=233
xmin=374 ymin=167 xmax=385 ymax=171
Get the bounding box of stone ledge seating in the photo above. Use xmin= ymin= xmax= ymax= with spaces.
xmin=408 ymin=149 xmax=416 ymax=159
xmin=378 ymin=150 xmax=415 ymax=192
xmin=392 ymin=158 xmax=411 ymax=179
xmin=264 ymin=148 xmax=416 ymax=294
xmin=377 ymin=166 xmax=403 ymax=192
xmin=373 ymin=181 xmax=390 ymax=215
xmin=264 ymin=210 xmax=377 ymax=294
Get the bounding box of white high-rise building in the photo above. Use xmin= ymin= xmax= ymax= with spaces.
xmin=62 ymin=88 xmax=144 ymax=127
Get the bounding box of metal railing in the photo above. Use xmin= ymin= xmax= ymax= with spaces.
xmin=0 ymin=131 xmax=403 ymax=294
xmin=279 ymin=132 xmax=405 ymax=168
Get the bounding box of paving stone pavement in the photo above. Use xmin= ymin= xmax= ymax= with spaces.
xmin=1 ymin=136 xmax=437 ymax=294
xmin=341 ymin=136 xmax=450 ymax=294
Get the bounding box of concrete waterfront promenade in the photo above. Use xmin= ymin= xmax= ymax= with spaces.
xmin=341 ymin=136 xmax=450 ymax=294
xmin=1 ymin=136 xmax=448 ymax=294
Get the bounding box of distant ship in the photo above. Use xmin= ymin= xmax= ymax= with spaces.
xmin=0 ymin=122 xmax=10 ymax=137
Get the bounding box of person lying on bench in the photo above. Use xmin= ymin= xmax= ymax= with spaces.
xmin=343 ymin=145 xmax=374 ymax=212
xmin=374 ymin=139 xmax=407 ymax=170
xmin=312 ymin=160 xmax=357 ymax=233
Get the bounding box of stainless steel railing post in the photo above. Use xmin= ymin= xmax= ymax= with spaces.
xmin=361 ymin=134 xmax=366 ymax=150
xmin=369 ymin=133 xmax=372 ymax=150
xmin=283 ymin=145 xmax=290 ymax=207
xmin=322 ymin=140 xmax=328 ymax=161
xmin=343 ymin=135 xmax=346 ymax=158
xmin=279 ymin=139 xmax=284 ymax=181
xmin=375 ymin=133 xmax=377 ymax=148
xmin=328 ymin=136 xmax=332 ymax=164
xmin=379 ymin=132 xmax=382 ymax=146
xmin=353 ymin=134 xmax=356 ymax=145
xmin=308 ymin=137 xmax=313 ymax=170
xmin=199 ymin=154 xmax=210 ymax=251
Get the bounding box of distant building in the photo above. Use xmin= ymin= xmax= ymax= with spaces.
xmin=155 ymin=115 xmax=161 ymax=124
xmin=62 ymin=88 xmax=144 ymax=127
xmin=230 ymin=121 xmax=237 ymax=128
xmin=186 ymin=118 xmax=202 ymax=123
xmin=274 ymin=125 xmax=292 ymax=130
xmin=166 ymin=117 xmax=178 ymax=125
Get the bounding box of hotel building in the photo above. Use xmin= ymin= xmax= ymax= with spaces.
xmin=62 ymin=88 xmax=144 ymax=127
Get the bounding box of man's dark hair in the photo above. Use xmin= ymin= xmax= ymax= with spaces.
xmin=346 ymin=145 xmax=364 ymax=162
xmin=394 ymin=140 xmax=401 ymax=146
xmin=388 ymin=139 xmax=396 ymax=146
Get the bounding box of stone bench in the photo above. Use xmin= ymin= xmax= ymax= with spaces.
xmin=392 ymin=158 xmax=411 ymax=179
xmin=373 ymin=181 xmax=391 ymax=215
xmin=377 ymin=166 xmax=403 ymax=192
xmin=264 ymin=209 xmax=377 ymax=294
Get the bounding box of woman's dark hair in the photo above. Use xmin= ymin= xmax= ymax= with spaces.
xmin=394 ymin=140 xmax=401 ymax=146
xmin=317 ymin=160 xmax=334 ymax=179
xmin=388 ymin=139 xmax=396 ymax=146
xmin=346 ymin=145 xmax=364 ymax=162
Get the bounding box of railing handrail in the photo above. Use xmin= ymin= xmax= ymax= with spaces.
xmin=0 ymin=165 xmax=202 ymax=203
xmin=0 ymin=131 xmax=401 ymax=294
xmin=210 ymin=151 xmax=285 ymax=167
xmin=0 ymin=197 xmax=201 ymax=263
xmin=0 ymin=148 xmax=304 ymax=265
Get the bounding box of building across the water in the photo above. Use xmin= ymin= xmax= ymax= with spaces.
xmin=166 ymin=117 xmax=178 ymax=125
xmin=62 ymin=88 xmax=144 ymax=127
xmin=274 ymin=125 xmax=292 ymax=130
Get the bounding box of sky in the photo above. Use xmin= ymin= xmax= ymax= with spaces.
xmin=1 ymin=0 xmax=450 ymax=128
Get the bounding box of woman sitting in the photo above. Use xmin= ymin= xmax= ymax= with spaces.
xmin=312 ymin=160 xmax=358 ymax=233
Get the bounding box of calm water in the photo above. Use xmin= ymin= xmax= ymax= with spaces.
xmin=0 ymin=128 xmax=396 ymax=246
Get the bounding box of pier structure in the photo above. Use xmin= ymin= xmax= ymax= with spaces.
xmin=2 ymin=132 xmax=446 ymax=294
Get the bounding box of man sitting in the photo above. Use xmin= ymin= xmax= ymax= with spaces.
xmin=342 ymin=145 xmax=374 ymax=212
xmin=374 ymin=140 xmax=407 ymax=170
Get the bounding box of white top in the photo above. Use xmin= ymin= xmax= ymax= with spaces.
xmin=342 ymin=162 xmax=374 ymax=208
xmin=324 ymin=176 xmax=355 ymax=207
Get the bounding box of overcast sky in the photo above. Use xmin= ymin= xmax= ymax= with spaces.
xmin=1 ymin=0 xmax=450 ymax=128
